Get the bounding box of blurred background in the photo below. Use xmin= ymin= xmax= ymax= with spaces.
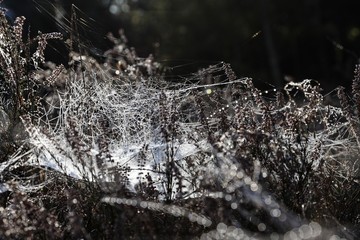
xmin=2 ymin=0 xmax=360 ymax=91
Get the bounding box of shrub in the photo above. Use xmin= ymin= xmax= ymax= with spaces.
xmin=0 ymin=5 xmax=359 ymax=239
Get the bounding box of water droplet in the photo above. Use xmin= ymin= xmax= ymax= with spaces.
xmin=270 ymin=232 xmax=280 ymax=240
xmin=270 ymin=209 xmax=281 ymax=218
xmin=225 ymin=194 xmax=232 ymax=201
xmin=309 ymin=221 xmax=322 ymax=237
xmin=217 ymin=222 xmax=227 ymax=234
xmin=250 ymin=182 xmax=258 ymax=192
xmin=258 ymin=223 xmax=266 ymax=232
xmin=299 ymin=224 xmax=313 ymax=239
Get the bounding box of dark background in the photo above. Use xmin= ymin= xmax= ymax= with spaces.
xmin=2 ymin=0 xmax=360 ymax=91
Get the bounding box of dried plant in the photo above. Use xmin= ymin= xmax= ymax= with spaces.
xmin=0 ymin=4 xmax=359 ymax=239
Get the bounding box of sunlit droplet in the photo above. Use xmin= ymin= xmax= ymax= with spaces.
xmin=237 ymin=171 xmax=244 ymax=179
xmin=109 ymin=4 xmax=119 ymax=14
xmin=299 ymin=224 xmax=313 ymax=239
xmin=258 ymin=223 xmax=266 ymax=232
xmin=270 ymin=208 xmax=281 ymax=218
xmin=270 ymin=232 xmax=280 ymax=240
xmin=231 ymin=202 xmax=238 ymax=209
xmin=217 ymin=222 xmax=227 ymax=234
xmin=244 ymin=176 xmax=251 ymax=184
xmin=225 ymin=194 xmax=232 ymax=201
xmin=250 ymin=182 xmax=258 ymax=192
xmin=309 ymin=221 xmax=322 ymax=237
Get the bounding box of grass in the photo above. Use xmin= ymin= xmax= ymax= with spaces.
xmin=0 ymin=6 xmax=360 ymax=239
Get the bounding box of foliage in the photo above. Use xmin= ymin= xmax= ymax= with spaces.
xmin=0 ymin=6 xmax=360 ymax=239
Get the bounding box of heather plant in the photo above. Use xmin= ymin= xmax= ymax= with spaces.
xmin=0 ymin=4 xmax=62 ymax=162
xmin=0 ymin=3 xmax=360 ymax=240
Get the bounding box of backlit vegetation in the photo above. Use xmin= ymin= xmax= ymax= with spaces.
xmin=0 ymin=5 xmax=359 ymax=239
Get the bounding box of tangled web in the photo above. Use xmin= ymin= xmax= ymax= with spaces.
xmin=1 ymin=3 xmax=358 ymax=238
xmin=22 ymin=58 xmax=258 ymax=195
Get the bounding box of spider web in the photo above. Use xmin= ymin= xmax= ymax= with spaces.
xmin=4 ymin=0 xmax=350 ymax=195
